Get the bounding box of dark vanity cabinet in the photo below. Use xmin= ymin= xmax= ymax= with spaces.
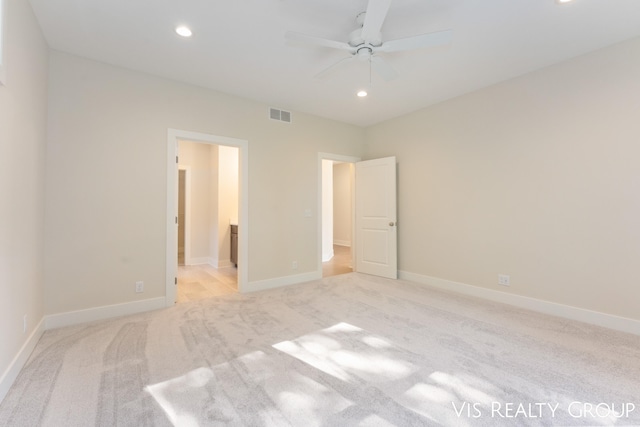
xmin=230 ymin=224 xmax=238 ymax=267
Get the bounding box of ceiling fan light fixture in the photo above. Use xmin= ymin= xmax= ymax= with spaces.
xmin=175 ymin=26 xmax=193 ymax=37
xmin=357 ymin=90 xmax=368 ymax=97
xmin=284 ymin=0 xmax=452 ymax=83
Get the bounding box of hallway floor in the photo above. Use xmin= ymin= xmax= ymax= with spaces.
xmin=177 ymin=243 xmax=351 ymax=303
xmin=323 ymin=244 xmax=352 ymax=277
xmin=176 ymin=264 xmax=237 ymax=303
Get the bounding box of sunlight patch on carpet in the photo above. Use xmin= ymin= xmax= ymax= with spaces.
xmin=145 ymin=367 xmax=216 ymax=427
xmin=430 ymin=371 xmax=497 ymax=405
xmin=273 ymin=322 xmax=417 ymax=384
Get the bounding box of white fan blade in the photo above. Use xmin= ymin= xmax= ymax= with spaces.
xmin=285 ymin=31 xmax=354 ymax=52
xmin=371 ymin=56 xmax=398 ymax=81
xmin=315 ymin=56 xmax=355 ymax=79
xmin=378 ymin=29 xmax=453 ymax=53
xmin=361 ymin=0 xmax=392 ymax=41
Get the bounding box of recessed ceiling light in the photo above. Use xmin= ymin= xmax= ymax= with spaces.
xmin=357 ymin=90 xmax=368 ymax=97
xmin=556 ymin=0 xmax=575 ymax=4
xmin=175 ymin=26 xmax=192 ymax=37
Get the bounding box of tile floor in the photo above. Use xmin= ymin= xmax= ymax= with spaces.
xmin=322 ymin=244 xmax=352 ymax=277
xmin=176 ymin=264 xmax=238 ymax=303
xmin=176 ymin=244 xmax=352 ymax=303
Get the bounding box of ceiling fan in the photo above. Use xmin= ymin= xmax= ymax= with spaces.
xmin=285 ymin=0 xmax=453 ymax=81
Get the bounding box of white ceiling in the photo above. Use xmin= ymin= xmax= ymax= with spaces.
xmin=29 ymin=0 xmax=640 ymax=127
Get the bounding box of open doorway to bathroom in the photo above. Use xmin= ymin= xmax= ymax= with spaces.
xmin=176 ymin=140 xmax=239 ymax=302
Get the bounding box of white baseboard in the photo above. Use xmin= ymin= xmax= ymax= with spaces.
xmin=212 ymin=259 xmax=233 ymax=268
xmin=45 ymin=297 xmax=166 ymax=330
xmin=0 ymin=317 xmax=45 ymax=404
xmin=399 ymin=271 xmax=640 ymax=336
xmin=247 ymin=271 xmax=321 ymax=293
xmin=334 ymin=240 xmax=351 ymax=247
xmin=187 ymin=257 xmax=214 ymax=266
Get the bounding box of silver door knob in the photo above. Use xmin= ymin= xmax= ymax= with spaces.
xmin=389 ymin=221 xmax=395 ymax=226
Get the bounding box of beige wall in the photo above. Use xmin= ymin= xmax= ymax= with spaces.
xmin=365 ymin=37 xmax=640 ymax=322
xmin=321 ymin=159 xmax=334 ymax=262
xmin=177 ymin=170 xmax=186 ymax=256
xmin=333 ymin=163 xmax=353 ymax=247
xmin=209 ymin=145 xmax=220 ymax=266
xmin=217 ymin=145 xmax=239 ymax=265
xmin=178 ymin=140 xmax=216 ymax=263
xmin=0 ymin=0 xmax=48 ymax=397
xmin=44 ymin=51 xmax=365 ymax=314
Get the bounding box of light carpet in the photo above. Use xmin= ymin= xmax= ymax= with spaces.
xmin=1 ymin=273 xmax=639 ymax=426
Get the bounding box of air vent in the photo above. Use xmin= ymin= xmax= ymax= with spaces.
xmin=269 ymin=108 xmax=292 ymax=123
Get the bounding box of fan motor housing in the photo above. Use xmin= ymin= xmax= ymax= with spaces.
xmin=349 ymin=28 xmax=382 ymax=48
xmin=356 ymin=46 xmax=373 ymax=59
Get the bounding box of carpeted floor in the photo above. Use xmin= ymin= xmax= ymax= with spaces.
xmin=1 ymin=273 xmax=639 ymax=426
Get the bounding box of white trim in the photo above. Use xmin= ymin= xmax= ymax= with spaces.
xmin=0 ymin=318 xmax=45 ymax=404
xmin=167 ymin=129 xmax=249 ymax=304
xmin=188 ymin=257 xmax=232 ymax=268
xmin=247 ymin=271 xmax=321 ymax=293
xmin=215 ymin=259 xmax=233 ymax=268
xmin=317 ymin=153 xmax=360 ymax=278
xmin=399 ymin=271 xmax=640 ymax=336
xmin=201 ymin=258 xmax=232 ymax=269
xmin=45 ymin=297 xmax=166 ymax=330
xmin=186 ymin=257 xmax=214 ymax=266
xmin=205 ymin=257 xmax=233 ymax=269
xmin=167 ymin=133 xmax=178 ymax=304
xmin=333 ymin=240 xmax=351 ymax=247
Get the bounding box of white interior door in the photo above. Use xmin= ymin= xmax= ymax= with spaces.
xmin=355 ymin=156 xmax=397 ymax=279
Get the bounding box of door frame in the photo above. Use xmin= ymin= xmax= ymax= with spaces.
xmin=317 ymin=152 xmax=360 ymax=276
xmin=166 ymin=129 xmax=249 ymax=306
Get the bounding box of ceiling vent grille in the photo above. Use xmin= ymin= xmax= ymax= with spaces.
xmin=269 ymin=108 xmax=292 ymax=123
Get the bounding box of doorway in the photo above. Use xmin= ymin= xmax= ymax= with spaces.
xmin=166 ymin=129 xmax=249 ymax=306
xmin=175 ymin=140 xmax=239 ymax=303
xmin=318 ymin=153 xmax=398 ymax=280
xmin=319 ymin=153 xmax=359 ymax=277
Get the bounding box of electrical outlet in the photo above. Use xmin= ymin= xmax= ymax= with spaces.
xmin=135 ymin=281 xmax=144 ymax=293
xmin=498 ymin=274 xmax=510 ymax=286
xmin=292 ymin=261 xmax=298 ymax=270
xmin=23 ymin=315 xmax=27 ymax=333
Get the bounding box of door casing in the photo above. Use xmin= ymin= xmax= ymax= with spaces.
xmin=318 ymin=153 xmax=360 ymax=276
xmin=166 ymin=129 xmax=249 ymax=305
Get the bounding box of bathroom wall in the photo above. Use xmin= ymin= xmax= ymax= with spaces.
xmin=216 ymin=145 xmax=239 ymax=266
